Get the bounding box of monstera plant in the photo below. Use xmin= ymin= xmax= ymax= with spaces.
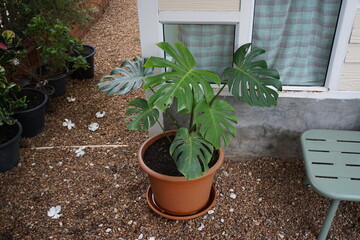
xmin=99 ymin=42 xmax=282 ymax=218
xmin=99 ymin=42 xmax=281 ymax=179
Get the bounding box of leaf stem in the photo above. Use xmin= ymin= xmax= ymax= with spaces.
xmin=156 ymin=119 xmax=172 ymax=143
xmin=149 ymin=86 xmax=181 ymax=129
xmin=209 ymin=83 xmax=227 ymax=105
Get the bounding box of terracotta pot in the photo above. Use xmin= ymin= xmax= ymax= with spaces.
xmin=138 ymin=130 xmax=224 ymax=218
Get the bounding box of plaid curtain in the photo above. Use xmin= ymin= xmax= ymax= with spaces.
xmin=164 ymin=24 xmax=235 ymax=76
xmin=252 ymin=0 xmax=342 ymax=86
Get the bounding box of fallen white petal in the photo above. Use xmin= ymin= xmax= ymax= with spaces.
xmin=96 ymin=111 xmax=106 ymax=118
xmin=197 ymin=223 xmax=205 ymax=231
xmin=88 ymin=123 xmax=99 ymax=131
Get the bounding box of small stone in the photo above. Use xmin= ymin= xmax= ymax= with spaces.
xmin=98 ymin=224 xmax=104 ymax=227
xmin=248 ymin=171 xmax=252 ymax=176
xmin=223 ymin=170 xmax=229 ymax=176
xmin=138 ymin=233 xmax=144 ymax=239
xmin=229 ymin=189 xmax=234 ymax=192
xmin=149 ymin=237 xmax=155 ymax=240
xmin=105 ymin=228 xmax=111 ymax=233
xmin=128 ymin=220 xmax=133 ymax=225
xmin=229 ymin=208 xmax=234 ymax=212
xmin=230 ymin=193 xmax=237 ymax=199
xmin=197 ymin=223 xmax=205 ymax=231
xmin=258 ymin=198 xmax=263 ymax=202
xmin=220 ymin=218 xmax=224 ymax=223
xmin=207 ymin=209 xmax=214 ymax=215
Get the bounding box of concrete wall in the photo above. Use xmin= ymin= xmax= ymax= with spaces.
xmin=164 ymin=97 xmax=360 ymax=160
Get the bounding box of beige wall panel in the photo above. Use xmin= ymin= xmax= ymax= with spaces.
xmin=339 ymin=63 xmax=360 ymax=91
xmin=350 ymin=10 xmax=360 ymax=43
xmin=345 ymin=44 xmax=360 ymax=62
xmin=158 ymin=0 xmax=240 ymax=11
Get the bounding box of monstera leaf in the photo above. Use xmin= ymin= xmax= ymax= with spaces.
xmin=124 ymin=98 xmax=159 ymax=131
xmin=170 ymin=128 xmax=214 ymax=180
xmin=143 ymin=42 xmax=220 ymax=113
xmin=98 ymin=57 xmax=153 ymax=95
xmin=224 ymin=43 xmax=282 ymax=107
xmin=194 ymin=99 xmax=237 ymax=149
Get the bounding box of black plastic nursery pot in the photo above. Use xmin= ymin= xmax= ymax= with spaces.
xmin=35 ymin=65 xmax=68 ymax=97
xmin=70 ymin=44 xmax=96 ymax=79
xmin=46 ymin=73 xmax=67 ymax=97
xmin=13 ymin=88 xmax=48 ymax=138
xmin=0 ymin=122 xmax=22 ymax=172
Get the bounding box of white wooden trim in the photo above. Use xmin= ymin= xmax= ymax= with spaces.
xmin=238 ymin=0 xmax=255 ymax=46
xmin=158 ymin=11 xmax=241 ymax=24
xmin=137 ymin=0 xmax=163 ymax=59
xmin=214 ymin=84 xmax=360 ymax=99
xmin=158 ymin=0 xmax=240 ymax=11
xmin=325 ymin=0 xmax=357 ymax=91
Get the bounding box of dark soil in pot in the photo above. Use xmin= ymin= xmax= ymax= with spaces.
xmin=144 ymin=135 xmax=219 ymax=177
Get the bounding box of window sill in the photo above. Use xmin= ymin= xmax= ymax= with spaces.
xmin=212 ymin=84 xmax=360 ymax=100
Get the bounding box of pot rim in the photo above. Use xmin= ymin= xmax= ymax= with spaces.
xmin=14 ymin=88 xmax=48 ymax=114
xmin=0 ymin=121 xmax=22 ymax=148
xmin=137 ymin=130 xmax=225 ymax=183
xmin=81 ymin=44 xmax=96 ymax=58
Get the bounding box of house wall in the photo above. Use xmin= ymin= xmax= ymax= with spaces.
xmin=158 ymin=0 xmax=240 ymax=11
xmin=340 ymin=9 xmax=360 ymax=91
xmin=164 ymin=97 xmax=360 ymax=160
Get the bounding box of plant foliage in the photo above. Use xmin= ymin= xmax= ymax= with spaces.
xmin=99 ymin=42 xmax=282 ymax=180
xmin=0 ymin=66 xmax=26 ymax=126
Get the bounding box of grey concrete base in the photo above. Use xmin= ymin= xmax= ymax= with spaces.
xmin=164 ymin=97 xmax=360 ymax=160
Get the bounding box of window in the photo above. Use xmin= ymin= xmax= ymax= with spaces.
xmin=163 ymin=24 xmax=235 ymax=76
xmin=252 ymin=0 xmax=342 ymax=86
xmin=138 ymin=0 xmax=357 ymax=97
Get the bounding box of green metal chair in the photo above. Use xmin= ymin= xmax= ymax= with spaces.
xmin=301 ymin=129 xmax=360 ymax=240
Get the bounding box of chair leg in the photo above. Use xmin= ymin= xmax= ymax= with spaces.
xmin=317 ymin=199 xmax=340 ymax=240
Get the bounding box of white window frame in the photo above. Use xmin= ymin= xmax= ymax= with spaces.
xmin=137 ymin=0 xmax=360 ymax=100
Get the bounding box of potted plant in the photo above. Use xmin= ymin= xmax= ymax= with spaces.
xmin=25 ymin=15 xmax=89 ymax=97
xmin=98 ymin=42 xmax=282 ymax=219
xmin=70 ymin=44 xmax=96 ymax=79
xmin=1 ymin=29 xmax=49 ymax=137
xmin=0 ymin=65 xmax=26 ymax=172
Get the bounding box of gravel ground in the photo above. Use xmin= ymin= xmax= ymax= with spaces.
xmin=1 ymin=0 xmax=360 ymax=239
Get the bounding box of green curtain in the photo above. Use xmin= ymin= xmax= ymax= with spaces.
xmin=252 ymin=0 xmax=342 ymax=86
xmin=164 ymin=24 xmax=235 ymax=77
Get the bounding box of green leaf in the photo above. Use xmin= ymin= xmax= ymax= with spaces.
xmin=124 ymin=98 xmax=159 ymax=131
xmin=194 ymin=99 xmax=237 ymax=149
xmin=143 ymin=42 xmax=220 ymax=113
xmin=224 ymin=43 xmax=282 ymax=107
xmin=170 ymin=128 xmax=214 ymax=180
xmin=98 ymin=57 xmax=153 ymax=95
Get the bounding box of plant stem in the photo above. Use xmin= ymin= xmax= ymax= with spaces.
xmin=156 ymin=119 xmax=172 ymax=143
xmin=209 ymin=83 xmax=227 ymax=105
xmin=188 ymin=87 xmax=195 ymax=131
xmin=148 ymin=86 xmax=181 ymax=129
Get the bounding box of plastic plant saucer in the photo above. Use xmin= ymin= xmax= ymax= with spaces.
xmin=146 ymin=185 xmax=216 ymax=220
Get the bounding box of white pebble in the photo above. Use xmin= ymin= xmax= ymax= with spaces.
xmin=128 ymin=220 xmax=133 ymax=225
xmin=105 ymin=228 xmax=111 ymax=233
xmin=207 ymin=209 xmax=214 ymax=215
xmin=223 ymin=170 xmax=229 ymax=176
xmin=98 ymin=224 xmax=104 ymax=227
xmin=149 ymin=237 xmax=155 ymax=240
xmin=229 ymin=208 xmax=234 ymax=212
xmin=138 ymin=233 xmax=144 ymax=239
xmin=197 ymin=223 xmax=205 ymax=231
xmin=230 ymin=193 xmax=237 ymax=199
xmin=229 ymin=189 xmax=234 ymax=192
xmin=221 ymin=219 xmax=224 ymax=223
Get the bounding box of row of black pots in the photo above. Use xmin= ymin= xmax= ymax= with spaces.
xmin=0 ymin=44 xmax=96 ymax=172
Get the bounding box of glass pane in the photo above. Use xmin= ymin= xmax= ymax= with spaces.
xmin=163 ymin=24 xmax=235 ymax=76
xmin=252 ymin=0 xmax=342 ymax=86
